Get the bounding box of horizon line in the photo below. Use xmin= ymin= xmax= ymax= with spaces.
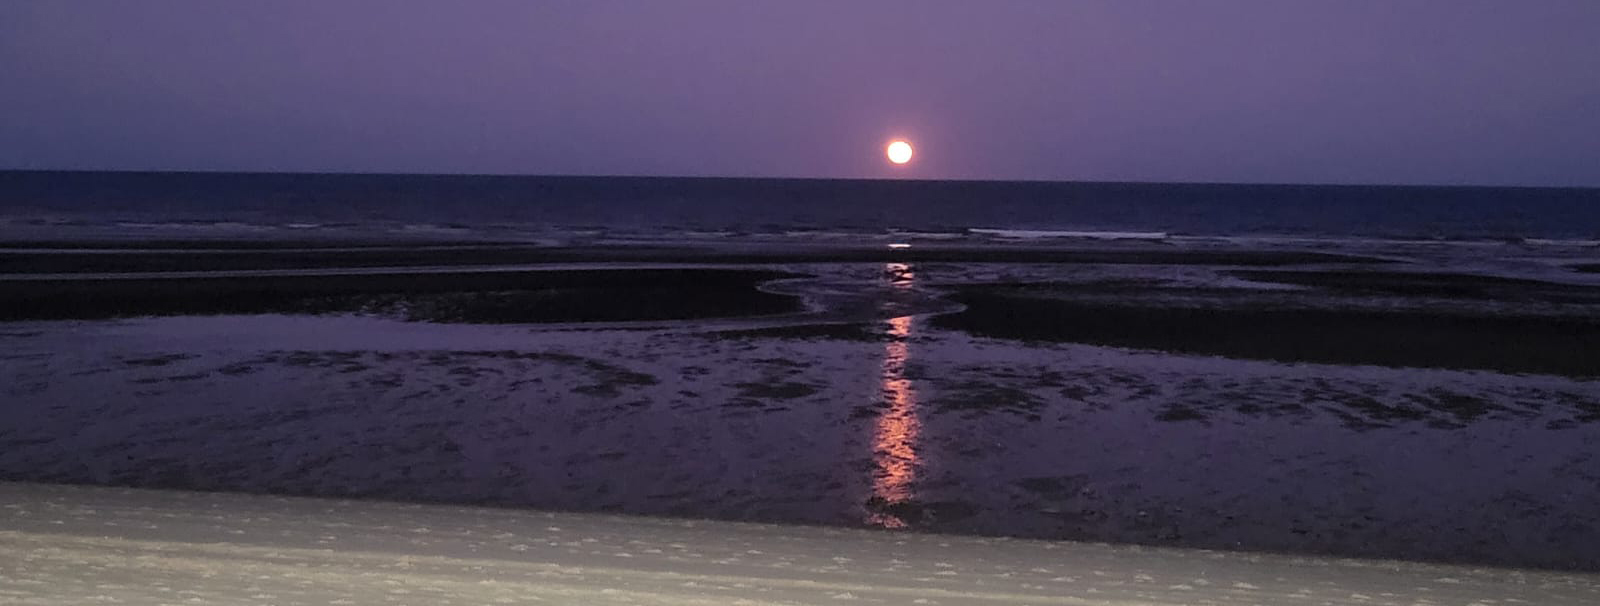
xmin=2 ymin=167 xmax=1596 ymax=192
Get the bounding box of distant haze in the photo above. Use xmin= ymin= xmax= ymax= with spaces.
xmin=2 ymin=1 xmax=1598 ymax=186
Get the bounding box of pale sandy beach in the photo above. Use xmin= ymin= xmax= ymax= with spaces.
xmin=6 ymin=480 xmax=1600 ymax=605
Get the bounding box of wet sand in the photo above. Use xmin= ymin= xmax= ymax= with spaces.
xmin=4 ymin=314 xmax=1598 ymax=571
xmin=4 ymin=241 xmax=1600 ymax=571
xmin=1227 ymin=269 xmax=1600 ymax=303
xmin=0 ymin=241 xmax=1388 ymax=273
xmin=0 ymin=268 xmax=801 ymax=322
xmin=932 ymin=287 xmax=1600 ymax=377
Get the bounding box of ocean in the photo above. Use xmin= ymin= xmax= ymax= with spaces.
xmin=3 ymin=170 xmax=1598 ymax=243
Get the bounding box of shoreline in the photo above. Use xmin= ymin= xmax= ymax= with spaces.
xmin=4 ymin=245 xmax=1598 ymax=375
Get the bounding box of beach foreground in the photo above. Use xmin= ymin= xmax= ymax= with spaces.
xmin=4 ymin=481 xmax=1599 ymax=605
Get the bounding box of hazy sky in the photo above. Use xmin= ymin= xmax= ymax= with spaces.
xmin=2 ymin=1 xmax=1598 ymax=185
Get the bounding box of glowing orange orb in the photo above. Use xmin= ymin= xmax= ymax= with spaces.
xmin=886 ymin=140 xmax=914 ymax=164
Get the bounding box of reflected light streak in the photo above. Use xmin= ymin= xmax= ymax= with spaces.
xmin=868 ymin=312 xmax=920 ymax=525
xmin=885 ymin=262 xmax=914 ymax=286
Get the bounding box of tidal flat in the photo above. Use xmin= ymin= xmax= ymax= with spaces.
xmin=3 ymin=240 xmax=1599 ymax=570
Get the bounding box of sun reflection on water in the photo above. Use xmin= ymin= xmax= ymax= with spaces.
xmin=868 ymin=264 xmax=921 ymax=528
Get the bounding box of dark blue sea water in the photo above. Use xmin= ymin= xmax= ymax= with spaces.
xmin=2 ymin=170 xmax=1598 ymax=240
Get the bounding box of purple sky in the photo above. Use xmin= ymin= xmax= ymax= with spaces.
xmin=2 ymin=1 xmax=1598 ymax=186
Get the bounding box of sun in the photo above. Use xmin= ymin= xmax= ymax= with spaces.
xmin=886 ymin=140 xmax=914 ymax=165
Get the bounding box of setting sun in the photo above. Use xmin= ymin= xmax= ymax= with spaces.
xmin=886 ymin=140 xmax=914 ymax=165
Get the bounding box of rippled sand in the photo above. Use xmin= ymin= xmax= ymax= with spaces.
xmin=4 ymin=306 xmax=1598 ymax=569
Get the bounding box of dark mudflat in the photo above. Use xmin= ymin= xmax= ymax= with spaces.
xmin=932 ymin=286 xmax=1600 ymax=377
xmin=0 ymin=244 xmax=1389 ymax=273
xmin=705 ymin=323 xmax=890 ymax=342
xmin=1228 ymin=269 xmax=1600 ymax=303
xmin=0 ymin=268 xmax=801 ymax=323
xmin=0 ymin=239 xmax=523 ymax=250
